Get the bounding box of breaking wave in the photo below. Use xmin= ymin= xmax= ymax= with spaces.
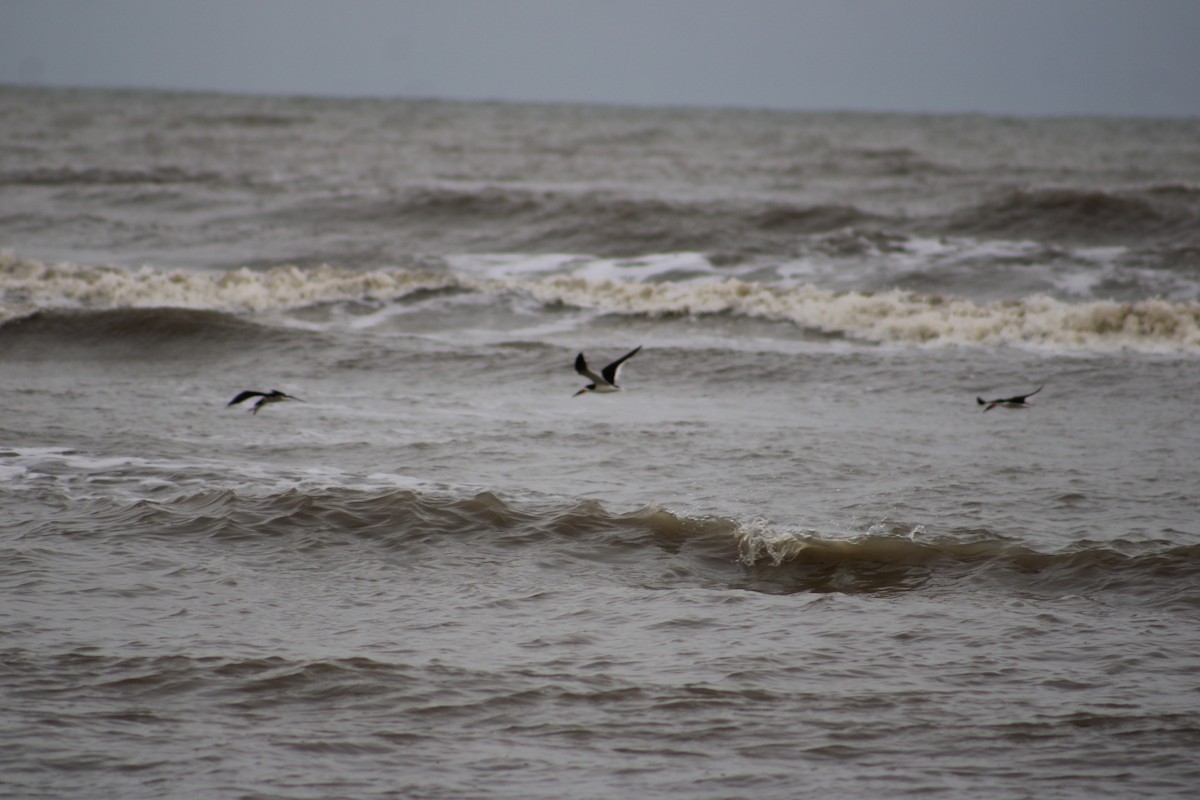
xmin=0 ymin=253 xmax=455 ymax=316
xmin=520 ymin=275 xmax=1200 ymax=351
xmin=7 ymin=253 xmax=1198 ymax=352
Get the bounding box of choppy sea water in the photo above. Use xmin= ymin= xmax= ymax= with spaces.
xmin=2 ymin=86 xmax=1199 ymax=799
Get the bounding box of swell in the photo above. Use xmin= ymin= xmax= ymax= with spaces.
xmin=116 ymin=488 xmax=746 ymax=578
xmin=270 ymin=186 xmax=880 ymax=258
xmin=29 ymin=485 xmax=1200 ymax=602
xmin=262 ymin=182 xmax=1200 ymax=254
xmin=0 ymin=650 xmax=412 ymax=707
xmin=0 ymin=308 xmax=303 ymax=359
xmin=941 ymin=186 xmax=1200 ymax=245
xmin=0 ymin=165 xmax=226 ymax=187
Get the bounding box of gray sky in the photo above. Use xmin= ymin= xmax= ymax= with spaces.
xmin=4 ymin=0 xmax=1199 ymax=117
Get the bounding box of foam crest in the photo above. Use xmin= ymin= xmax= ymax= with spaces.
xmin=515 ymin=274 xmax=1200 ymax=352
xmin=0 ymin=253 xmax=455 ymax=317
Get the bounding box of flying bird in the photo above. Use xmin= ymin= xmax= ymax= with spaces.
xmin=228 ymin=389 xmax=301 ymax=414
xmin=573 ymin=345 xmax=642 ymax=396
xmin=977 ymin=386 xmax=1042 ymax=412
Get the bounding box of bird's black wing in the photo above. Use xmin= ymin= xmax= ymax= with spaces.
xmin=600 ymin=345 xmax=642 ymax=385
xmin=228 ymin=390 xmax=265 ymax=406
xmin=979 ymin=385 xmax=1042 ymax=406
xmin=1008 ymin=385 xmax=1043 ymax=403
xmin=575 ymin=353 xmax=604 ymax=384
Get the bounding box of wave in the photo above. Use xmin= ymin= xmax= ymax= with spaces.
xmin=736 ymin=521 xmax=1200 ymax=600
xmin=0 ymin=252 xmax=455 ymax=315
xmin=519 ymin=275 xmax=1200 ymax=351
xmin=272 ymin=185 xmax=880 ymax=258
xmin=944 ymin=186 xmax=1200 ymax=245
xmin=0 ymin=650 xmax=412 ymax=708
xmin=25 ymin=483 xmax=1200 ymax=602
xmin=244 ymin=182 xmax=1200 ymax=256
xmin=4 ymin=253 xmax=1200 ymax=351
xmin=0 ymin=307 xmax=302 ymax=359
xmin=181 ymin=111 xmax=315 ymax=128
xmin=0 ymin=165 xmax=225 ymax=187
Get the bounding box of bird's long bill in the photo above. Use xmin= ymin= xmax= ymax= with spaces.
xmin=572 ymin=388 xmax=588 ymax=397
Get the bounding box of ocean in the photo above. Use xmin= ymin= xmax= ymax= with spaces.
xmin=2 ymin=85 xmax=1199 ymax=799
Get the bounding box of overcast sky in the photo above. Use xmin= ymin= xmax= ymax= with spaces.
xmin=3 ymin=0 xmax=1199 ymax=117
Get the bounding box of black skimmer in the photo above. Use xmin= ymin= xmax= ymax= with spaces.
xmin=573 ymin=345 xmax=642 ymax=396
xmin=228 ymin=389 xmax=301 ymax=414
xmin=977 ymin=386 xmax=1042 ymax=412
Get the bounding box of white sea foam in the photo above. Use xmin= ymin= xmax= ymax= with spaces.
xmin=446 ymin=251 xmax=720 ymax=283
xmin=512 ymin=274 xmax=1200 ymax=352
xmin=0 ymin=253 xmax=456 ymax=317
